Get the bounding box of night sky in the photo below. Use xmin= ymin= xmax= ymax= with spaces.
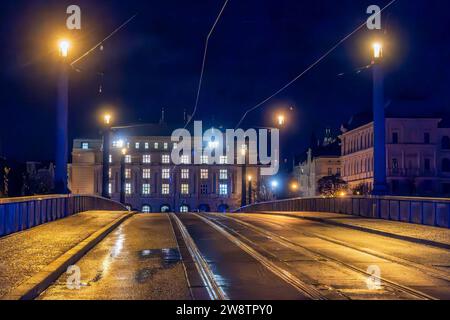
xmin=0 ymin=0 xmax=449 ymax=162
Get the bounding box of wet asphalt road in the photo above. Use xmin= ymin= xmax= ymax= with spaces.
xmin=38 ymin=214 xmax=191 ymax=300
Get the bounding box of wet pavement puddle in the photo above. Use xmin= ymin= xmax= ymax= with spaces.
xmin=135 ymin=248 xmax=182 ymax=283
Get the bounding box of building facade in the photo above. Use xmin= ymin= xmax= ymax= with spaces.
xmin=69 ymin=124 xmax=262 ymax=212
xmin=340 ymin=117 xmax=450 ymax=196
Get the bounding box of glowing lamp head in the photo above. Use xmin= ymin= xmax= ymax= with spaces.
xmin=339 ymin=191 xmax=347 ymax=197
xmin=121 ymin=148 xmax=127 ymax=156
xmin=291 ymin=182 xmax=298 ymax=191
xmin=58 ymin=40 xmax=70 ymax=58
xmin=277 ymin=114 xmax=285 ymax=126
xmin=241 ymin=145 xmax=247 ymax=156
xmin=104 ymin=114 xmax=112 ymax=125
xmin=271 ymin=180 xmax=279 ymax=188
xmin=247 ymin=175 xmax=253 ymax=182
xmin=372 ymin=42 xmax=383 ymax=60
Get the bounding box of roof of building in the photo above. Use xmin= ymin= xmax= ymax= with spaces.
xmin=295 ymin=139 xmax=341 ymax=164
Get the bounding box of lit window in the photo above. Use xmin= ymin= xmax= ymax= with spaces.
xmin=219 ymin=156 xmax=228 ymax=164
xmin=125 ymin=183 xmax=132 ymax=195
xmin=154 ymin=142 xmax=159 ymax=149
xmin=164 ymin=142 xmax=168 ymax=150
xmin=142 ymin=168 xmax=151 ymax=179
xmin=108 ymin=168 xmax=112 ymax=178
xmin=162 ymin=168 xmax=170 ymax=179
xmin=181 ymin=169 xmax=189 ymax=179
xmin=125 ymin=168 xmax=131 ymax=179
xmin=201 ymin=169 xmax=208 ymax=179
xmin=143 ymin=154 xmax=151 ymax=164
xmin=125 ymin=155 xmax=132 ymax=163
xmin=142 ymin=205 xmax=151 ymax=213
xmin=181 ymin=155 xmax=190 ymax=164
xmin=142 ymin=184 xmax=151 ymax=195
xmin=162 ymin=154 xmax=170 ymax=164
xmin=219 ymin=184 xmax=228 ymax=195
xmin=219 ymin=169 xmax=228 ymax=180
xmin=173 ymin=143 xmax=178 ymax=150
xmin=201 ymin=155 xmax=209 ymax=164
xmin=181 ymin=184 xmax=189 ymax=195
xmin=109 ymin=155 xmax=112 ymax=163
xmin=145 ymin=142 xmax=149 ymax=149
xmin=81 ymin=142 xmax=89 ymax=150
xmin=108 ymin=183 xmax=112 ymax=194
xmin=135 ymin=142 xmax=140 ymax=149
xmin=180 ymin=205 xmax=189 ymax=213
xmin=162 ymin=184 xmax=170 ymax=195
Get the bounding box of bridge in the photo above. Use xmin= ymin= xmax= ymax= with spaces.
xmin=0 ymin=194 xmax=449 ymax=300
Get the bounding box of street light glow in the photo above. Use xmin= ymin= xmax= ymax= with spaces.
xmin=58 ymin=40 xmax=70 ymax=58
xmin=104 ymin=114 xmax=112 ymax=125
xmin=271 ymin=180 xmax=278 ymax=188
xmin=277 ymin=114 xmax=285 ymax=126
xmin=372 ymin=42 xmax=383 ymax=59
xmin=248 ymin=175 xmax=253 ymax=182
xmin=121 ymin=148 xmax=127 ymax=156
xmin=290 ymin=182 xmax=298 ymax=191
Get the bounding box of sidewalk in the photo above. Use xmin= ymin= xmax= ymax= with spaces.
xmin=257 ymin=211 xmax=450 ymax=249
xmin=0 ymin=211 xmax=128 ymax=298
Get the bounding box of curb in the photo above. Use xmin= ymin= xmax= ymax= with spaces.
xmin=255 ymin=211 xmax=450 ymax=251
xmin=1 ymin=211 xmax=135 ymax=300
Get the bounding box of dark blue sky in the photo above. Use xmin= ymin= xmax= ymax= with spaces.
xmin=1 ymin=0 xmax=449 ymax=162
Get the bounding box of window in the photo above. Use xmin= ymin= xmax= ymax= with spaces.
xmin=162 ymin=154 xmax=170 ymax=164
xmin=125 ymin=168 xmax=131 ymax=179
xmin=162 ymin=168 xmax=170 ymax=179
xmin=109 ymin=155 xmax=112 ymax=163
xmin=181 ymin=155 xmax=190 ymax=164
xmin=219 ymin=156 xmax=228 ymax=164
xmin=392 ymin=132 xmax=399 ymax=144
xmin=328 ymin=168 xmax=332 ymax=176
xmin=392 ymin=158 xmax=399 ymax=169
xmin=108 ymin=183 xmax=112 ymax=195
xmin=201 ymin=155 xmax=209 ymax=164
xmin=424 ymin=158 xmax=431 ymax=172
xmin=143 ymin=154 xmax=151 ymax=163
xmin=154 ymin=142 xmax=159 ymax=149
xmin=201 ymin=169 xmax=208 ymax=179
xmin=125 ymin=155 xmax=132 ymax=163
xmin=81 ymin=142 xmax=89 ymax=150
xmin=145 ymin=142 xmax=149 ymax=149
xmin=200 ymin=184 xmax=208 ymax=194
xmin=181 ymin=169 xmax=189 ymax=179
xmin=442 ymin=136 xmax=450 ymax=150
xmin=142 ymin=183 xmax=151 ymax=195
xmin=108 ymin=168 xmax=112 ymax=178
xmin=180 ymin=205 xmax=189 ymax=213
xmin=125 ymin=183 xmax=132 ymax=195
xmin=142 ymin=168 xmax=151 ymax=179
xmin=337 ymin=167 xmax=341 ymax=176
xmin=164 ymin=142 xmax=168 ymax=150
xmin=219 ymin=184 xmax=228 ymax=195
xmin=181 ymin=184 xmax=189 ymax=195
xmin=135 ymin=142 xmax=140 ymax=149
xmin=173 ymin=142 xmax=178 ymax=150
xmin=142 ymin=205 xmax=151 ymax=213
xmin=424 ymin=133 xmax=430 ymax=144
xmin=219 ymin=169 xmax=228 ymax=180
xmin=162 ymin=184 xmax=170 ymax=195
xmin=442 ymin=158 xmax=450 ymax=172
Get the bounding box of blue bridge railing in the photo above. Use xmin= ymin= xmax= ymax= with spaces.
xmin=235 ymin=196 xmax=450 ymax=229
xmin=0 ymin=195 xmax=128 ymax=237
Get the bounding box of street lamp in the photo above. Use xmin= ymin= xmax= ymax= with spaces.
xmin=247 ymin=175 xmax=253 ymax=204
xmin=241 ymin=144 xmax=248 ymax=207
xmin=102 ymin=113 xmax=112 ymax=198
xmin=277 ymin=114 xmax=285 ymax=127
xmin=120 ymin=148 xmax=127 ymax=204
xmin=371 ymin=41 xmax=388 ymax=195
xmin=55 ymin=39 xmax=71 ymax=194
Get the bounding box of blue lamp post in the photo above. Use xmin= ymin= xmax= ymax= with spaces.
xmin=55 ymin=40 xmax=70 ymax=194
xmin=371 ymin=42 xmax=388 ymax=195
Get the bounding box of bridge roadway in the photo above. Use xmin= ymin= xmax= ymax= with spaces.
xmin=1 ymin=210 xmax=450 ymax=300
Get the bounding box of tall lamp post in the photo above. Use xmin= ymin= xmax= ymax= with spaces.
xmin=102 ymin=114 xmax=112 ymax=198
xmin=241 ymin=145 xmax=247 ymax=207
xmin=120 ymin=148 xmax=127 ymax=205
xmin=55 ymin=40 xmax=70 ymax=194
xmin=371 ymin=42 xmax=388 ymax=195
xmin=247 ymin=175 xmax=253 ymax=205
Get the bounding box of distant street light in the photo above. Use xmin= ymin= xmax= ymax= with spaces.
xmin=55 ymin=39 xmax=71 ymax=194
xmin=290 ymin=182 xmax=298 ymax=192
xmin=241 ymin=144 xmax=248 ymax=207
xmin=102 ymin=113 xmax=112 ymax=198
xmin=247 ymin=175 xmax=253 ymax=205
xmin=371 ymin=41 xmax=388 ymax=195
xmin=277 ymin=114 xmax=285 ymax=127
